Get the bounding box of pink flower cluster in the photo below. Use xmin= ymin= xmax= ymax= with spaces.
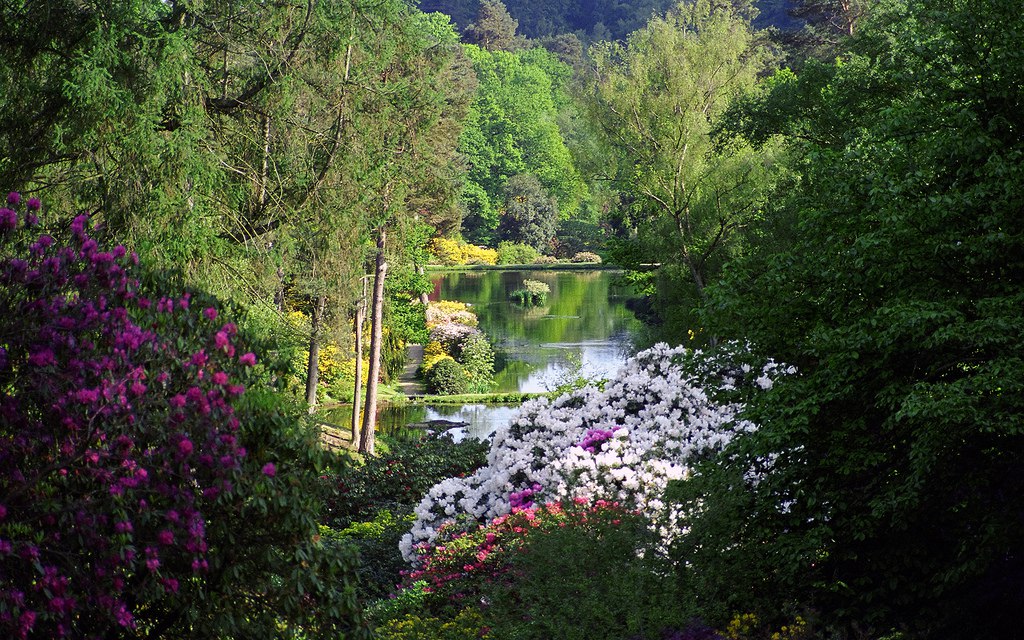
xmin=401 ymin=499 xmax=636 ymax=606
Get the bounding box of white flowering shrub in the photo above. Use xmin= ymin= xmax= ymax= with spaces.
xmin=401 ymin=342 xmax=791 ymax=561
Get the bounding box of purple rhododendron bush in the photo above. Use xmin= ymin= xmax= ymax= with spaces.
xmin=0 ymin=194 xmax=369 ymax=639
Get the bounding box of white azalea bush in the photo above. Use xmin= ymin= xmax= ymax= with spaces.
xmin=401 ymin=342 xmax=791 ymax=561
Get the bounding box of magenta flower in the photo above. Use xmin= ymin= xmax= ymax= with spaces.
xmin=238 ymin=352 xmax=256 ymax=367
xmin=26 ymin=197 xmax=40 ymax=211
xmin=6 ymin=191 xmax=20 ymax=205
xmin=28 ymin=348 xmax=56 ymax=367
xmin=0 ymin=207 xmax=16 ymax=231
xmin=261 ymin=462 xmax=276 ymax=477
xmin=178 ymin=439 xmax=193 ymax=456
xmin=214 ymin=331 xmax=229 ymax=350
xmin=203 ymin=307 xmax=217 ymax=321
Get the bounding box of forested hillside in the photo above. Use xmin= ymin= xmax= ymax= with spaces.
xmin=418 ymin=0 xmax=804 ymax=38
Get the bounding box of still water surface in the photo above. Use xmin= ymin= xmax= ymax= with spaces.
xmin=323 ymin=270 xmax=641 ymax=441
xmin=431 ymin=269 xmax=641 ymax=393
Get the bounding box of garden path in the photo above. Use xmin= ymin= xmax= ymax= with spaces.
xmin=398 ymin=344 xmax=426 ymax=396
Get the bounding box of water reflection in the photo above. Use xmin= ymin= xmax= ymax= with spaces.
xmin=320 ymin=270 xmax=641 ymax=444
xmin=431 ymin=270 xmax=640 ymax=393
xmin=320 ymin=403 xmax=519 ymax=442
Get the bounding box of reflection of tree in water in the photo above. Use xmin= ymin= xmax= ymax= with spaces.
xmin=435 ymin=270 xmax=641 ymax=392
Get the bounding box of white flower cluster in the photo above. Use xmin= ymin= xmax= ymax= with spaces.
xmin=400 ymin=343 xmax=787 ymax=561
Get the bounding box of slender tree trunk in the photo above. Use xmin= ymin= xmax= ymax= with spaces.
xmin=256 ymin=114 xmax=271 ymax=209
xmin=359 ymin=231 xmax=388 ymax=455
xmin=350 ymin=276 xmax=366 ymax=442
xmin=417 ymin=265 xmax=429 ymax=306
xmin=305 ymin=294 xmax=326 ymax=410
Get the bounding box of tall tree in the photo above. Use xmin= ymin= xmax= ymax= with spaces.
xmin=464 ymin=0 xmax=523 ymax=51
xmin=458 ymin=45 xmax=586 ymax=244
xmin=353 ymin=10 xmax=473 ymax=454
xmin=587 ymin=0 xmax=777 ymax=310
xmin=498 ymin=173 xmax=559 ymax=251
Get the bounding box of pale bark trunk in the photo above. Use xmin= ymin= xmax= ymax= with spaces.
xmin=359 ymin=232 xmax=388 ymax=455
xmin=305 ymin=294 xmax=326 ymax=410
xmin=417 ymin=265 xmax=430 ymax=306
xmin=350 ymin=276 xmax=366 ymax=442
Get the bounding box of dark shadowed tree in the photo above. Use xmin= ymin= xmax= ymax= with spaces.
xmin=464 ymin=0 xmax=523 ymax=51
xmin=498 ymin=173 xmax=559 ymax=252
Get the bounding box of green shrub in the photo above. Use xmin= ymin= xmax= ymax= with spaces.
xmin=509 ymin=279 xmax=550 ymax=306
xmin=426 ymin=356 xmax=469 ymax=395
xmin=320 ymin=433 xmax=488 ymax=604
xmin=376 ymin=608 xmax=491 ymax=639
xmin=497 ymin=241 xmax=541 ymax=265
xmin=400 ymin=500 xmax=683 ymax=639
xmin=321 ymin=511 xmax=416 ymax=602
xmin=458 ymin=332 xmax=496 ymax=393
xmin=321 ymin=432 xmax=488 ymax=527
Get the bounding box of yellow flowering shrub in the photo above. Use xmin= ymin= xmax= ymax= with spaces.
xmin=428 ymin=237 xmax=465 ymax=265
xmin=428 ymin=237 xmax=497 ymax=266
xmin=284 ymin=310 xmax=368 ymax=401
xmin=461 ymin=243 xmax=497 ymax=265
xmin=725 ymin=613 xmax=760 ymax=639
xmin=725 ymin=613 xmax=810 ymax=640
xmin=423 ymin=340 xmax=445 ymax=359
xmin=376 ymin=608 xmax=491 ymax=640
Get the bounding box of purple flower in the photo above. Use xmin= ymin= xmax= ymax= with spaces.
xmin=26 ymin=197 xmax=41 ymax=211
xmin=578 ymin=428 xmax=616 ymax=453
xmin=238 ymin=352 xmax=256 ymax=367
xmin=178 ymin=439 xmax=193 ymax=456
xmin=6 ymin=191 xmax=20 ymax=205
xmin=203 ymin=307 xmax=217 ymax=321
xmin=0 ymin=207 xmax=16 ymax=231
xmin=145 ymin=547 xmax=160 ymax=572
xmin=214 ymin=331 xmax=229 ymax=350
xmin=262 ymin=462 xmax=276 ymax=477
xmin=28 ymin=348 xmax=56 ymax=367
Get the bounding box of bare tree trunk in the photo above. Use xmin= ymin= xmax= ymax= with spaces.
xmin=256 ymin=114 xmax=271 ymax=208
xmin=359 ymin=231 xmax=388 ymax=455
xmin=350 ymin=276 xmax=366 ymax=442
xmin=305 ymin=294 xmax=326 ymax=410
xmin=417 ymin=265 xmax=429 ymax=306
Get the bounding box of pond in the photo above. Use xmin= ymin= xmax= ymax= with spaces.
xmin=322 ymin=269 xmax=642 ymax=442
xmin=430 ymin=269 xmax=642 ymax=393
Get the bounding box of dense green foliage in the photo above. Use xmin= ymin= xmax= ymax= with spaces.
xmin=3 ymin=0 xmax=1021 ymax=635
xmin=458 ymin=44 xmax=586 ymax=244
xmin=320 ymin=433 xmax=489 ymax=602
xmin=495 ymin=241 xmax=541 ymax=265
xmin=426 ymin=357 xmax=470 ymax=395
xmin=669 ymin=0 xmax=1024 ymax=636
xmin=497 ymin=174 xmax=560 ymax=251
xmin=587 ymin=0 xmax=780 ymax=326
xmin=0 ymin=0 xmax=472 ymax=404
